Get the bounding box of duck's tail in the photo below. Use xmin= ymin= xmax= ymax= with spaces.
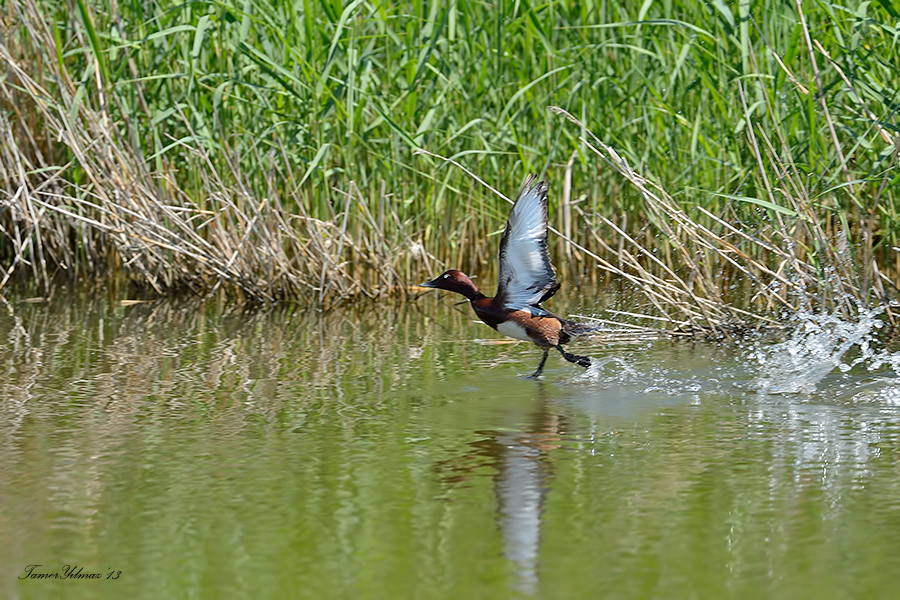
xmin=561 ymin=319 xmax=603 ymax=338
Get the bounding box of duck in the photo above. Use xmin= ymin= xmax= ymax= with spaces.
xmin=419 ymin=174 xmax=595 ymax=378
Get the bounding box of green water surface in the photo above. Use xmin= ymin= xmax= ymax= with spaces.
xmin=2 ymin=288 xmax=900 ymax=599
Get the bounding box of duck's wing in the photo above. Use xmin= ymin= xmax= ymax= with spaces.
xmin=494 ymin=175 xmax=560 ymax=310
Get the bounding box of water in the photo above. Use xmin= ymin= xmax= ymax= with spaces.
xmin=2 ymin=288 xmax=900 ymax=599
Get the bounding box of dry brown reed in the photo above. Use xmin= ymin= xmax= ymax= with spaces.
xmin=0 ymin=1 xmax=434 ymax=305
xmin=549 ymin=105 xmax=897 ymax=334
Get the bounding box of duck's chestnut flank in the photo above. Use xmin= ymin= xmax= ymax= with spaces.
xmin=419 ymin=175 xmax=596 ymax=378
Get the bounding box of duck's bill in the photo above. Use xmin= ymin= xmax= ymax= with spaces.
xmin=418 ymin=280 xmax=437 ymax=288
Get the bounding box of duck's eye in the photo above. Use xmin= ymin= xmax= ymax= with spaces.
xmin=443 ymin=274 xmax=449 ymax=279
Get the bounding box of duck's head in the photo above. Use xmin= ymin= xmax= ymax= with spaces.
xmin=419 ymin=270 xmax=483 ymax=300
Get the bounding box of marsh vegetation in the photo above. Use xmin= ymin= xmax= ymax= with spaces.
xmin=1 ymin=0 xmax=897 ymax=329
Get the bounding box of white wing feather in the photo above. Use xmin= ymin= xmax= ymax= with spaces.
xmin=495 ymin=176 xmax=557 ymax=309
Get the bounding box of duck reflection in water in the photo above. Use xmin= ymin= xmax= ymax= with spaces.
xmin=437 ymin=390 xmax=562 ymax=595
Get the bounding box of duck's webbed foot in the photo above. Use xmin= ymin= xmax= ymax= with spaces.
xmin=557 ymin=345 xmax=591 ymax=368
xmin=524 ymin=348 xmax=550 ymax=379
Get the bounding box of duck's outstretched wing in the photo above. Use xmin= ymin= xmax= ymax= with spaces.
xmin=494 ymin=175 xmax=560 ymax=310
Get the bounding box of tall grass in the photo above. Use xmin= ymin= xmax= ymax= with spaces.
xmin=0 ymin=0 xmax=897 ymax=322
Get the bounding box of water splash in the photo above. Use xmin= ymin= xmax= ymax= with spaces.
xmin=575 ymin=354 xmax=710 ymax=398
xmin=580 ymin=356 xmax=640 ymax=383
xmin=750 ymin=307 xmax=895 ymax=395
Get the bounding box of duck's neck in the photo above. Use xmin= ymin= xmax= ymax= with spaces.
xmin=455 ymin=283 xmax=485 ymax=301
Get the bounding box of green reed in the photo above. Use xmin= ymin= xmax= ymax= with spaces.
xmin=0 ymin=0 xmax=897 ymax=321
